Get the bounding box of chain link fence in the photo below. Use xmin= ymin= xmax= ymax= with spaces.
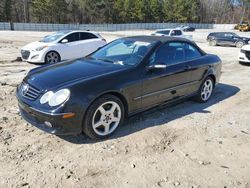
xmin=0 ymin=22 xmax=235 ymax=31
xmin=0 ymin=22 xmax=11 ymax=30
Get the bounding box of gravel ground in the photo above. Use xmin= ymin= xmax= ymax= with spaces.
xmin=0 ymin=29 xmax=250 ymax=188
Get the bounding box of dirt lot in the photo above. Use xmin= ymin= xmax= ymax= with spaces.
xmin=0 ymin=29 xmax=250 ymax=188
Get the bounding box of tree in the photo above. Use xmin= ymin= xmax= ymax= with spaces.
xmin=32 ymin=0 xmax=68 ymax=23
xmin=0 ymin=0 xmax=249 ymax=24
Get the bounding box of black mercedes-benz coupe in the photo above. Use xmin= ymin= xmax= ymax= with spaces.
xmin=16 ymin=36 xmax=222 ymax=139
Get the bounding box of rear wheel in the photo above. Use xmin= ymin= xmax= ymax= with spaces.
xmin=45 ymin=51 xmax=60 ymax=64
xmin=195 ymin=77 xmax=214 ymax=103
xmin=236 ymin=41 xmax=244 ymax=48
xmin=209 ymin=40 xmax=217 ymax=46
xmin=83 ymin=95 xmax=125 ymax=139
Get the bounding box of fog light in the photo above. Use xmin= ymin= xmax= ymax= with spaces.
xmin=44 ymin=121 xmax=52 ymax=128
xmin=239 ymin=57 xmax=244 ymax=60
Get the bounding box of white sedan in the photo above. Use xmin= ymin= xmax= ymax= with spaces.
xmin=21 ymin=30 xmax=107 ymax=64
xmin=239 ymin=44 xmax=250 ymax=64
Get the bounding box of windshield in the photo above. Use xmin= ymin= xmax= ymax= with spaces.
xmin=89 ymin=39 xmax=156 ymax=66
xmin=40 ymin=31 xmax=71 ymax=42
xmin=156 ymin=30 xmax=170 ymax=35
xmin=230 ymin=33 xmax=239 ymax=37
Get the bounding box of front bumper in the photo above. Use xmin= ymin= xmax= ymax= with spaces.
xmin=17 ymin=95 xmax=82 ymax=135
xmin=21 ymin=49 xmax=46 ymax=63
xmin=238 ymin=52 xmax=250 ymax=63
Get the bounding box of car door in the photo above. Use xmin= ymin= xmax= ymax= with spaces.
xmin=215 ymin=33 xmax=227 ymax=45
xmin=223 ymin=33 xmax=235 ymax=46
xmin=140 ymin=42 xmax=193 ymax=109
xmin=79 ymin=32 xmax=106 ymax=57
xmin=183 ymin=43 xmax=207 ymax=93
xmin=58 ymin=32 xmax=81 ymax=60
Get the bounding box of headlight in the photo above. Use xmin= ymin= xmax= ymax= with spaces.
xmin=248 ymin=41 xmax=250 ymax=44
xmin=40 ymin=91 xmax=54 ymax=104
xmin=40 ymin=89 xmax=70 ymax=107
xmin=36 ymin=46 xmax=48 ymax=51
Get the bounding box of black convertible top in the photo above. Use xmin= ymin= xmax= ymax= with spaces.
xmin=123 ymin=35 xmax=206 ymax=55
xmin=124 ymin=35 xmax=193 ymax=44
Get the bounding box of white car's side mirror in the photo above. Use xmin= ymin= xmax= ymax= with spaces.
xmin=61 ymin=39 xmax=68 ymax=44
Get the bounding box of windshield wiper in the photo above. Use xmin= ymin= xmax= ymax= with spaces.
xmin=95 ymin=58 xmax=114 ymax=63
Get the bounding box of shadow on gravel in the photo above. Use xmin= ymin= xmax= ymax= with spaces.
xmin=59 ymin=83 xmax=240 ymax=144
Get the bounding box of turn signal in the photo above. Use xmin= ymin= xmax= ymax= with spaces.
xmin=62 ymin=113 xmax=75 ymax=119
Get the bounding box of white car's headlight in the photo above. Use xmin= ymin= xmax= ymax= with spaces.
xmin=36 ymin=46 xmax=48 ymax=51
xmin=248 ymin=41 xmax=250 ymax=44
xmin=40 ymin=89 xmax=70 ymax=107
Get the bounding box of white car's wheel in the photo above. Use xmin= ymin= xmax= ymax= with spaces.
xmin=45 ymin=51 xmax=60 ymax=64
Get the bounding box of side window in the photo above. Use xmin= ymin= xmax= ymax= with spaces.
xmin=174 ymin=30 xmax=182 ymax=36
xmin=184 ymin=43 xmax=202 ymax=60
xmin=80 ymin=32 xmax=98 ymax=40
xmin=62 ymin=33 xmax=79 ymax=43
xmin=150 ymin=42 xmax=185 ymax=65
xmin=170 ymin=30 xmax=176 ymax=36
xmin=224 ymin=33 xmax=233 ymax=38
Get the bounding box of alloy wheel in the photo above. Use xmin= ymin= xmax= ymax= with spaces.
xmin=46 ymin=52 xmax=59 ymax=63
xmin=201 ymin=79 xmax=213 ymax=101
xmin=92 ymin=101 xmax=121 ymax=136
xmin=236 ymin=41 xmax=244 ymax=48
xmin=209 ymin=40 xmax=216 ymax=46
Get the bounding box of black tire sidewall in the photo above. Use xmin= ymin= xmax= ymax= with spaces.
xmin=83 ymin=95 xmax=125 ymax=140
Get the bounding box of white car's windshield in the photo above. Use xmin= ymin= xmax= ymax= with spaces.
xmin=90 ymin=39 xmax=156 ymax=66
xmin=40 ymin=31 xmax=71 ymax=43
xmin=156 ymin=30 xmax=170 ymax=35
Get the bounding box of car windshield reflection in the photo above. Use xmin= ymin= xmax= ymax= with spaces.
xmin=89 ymin=39 xmax=156 ymax=66
xmin=40 ymin=31 xmax=71 ymax=43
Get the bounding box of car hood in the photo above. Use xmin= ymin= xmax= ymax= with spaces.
xmin=22 ymin=41 xmax=53 ymax=50
xmin=24 ymin=58 xmax=127 ymax=90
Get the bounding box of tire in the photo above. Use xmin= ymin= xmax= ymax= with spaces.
xmin=83 ymin=94 xmax=125 ymax=139
xmin=236 ymin=41 xmax=244 ymax=48
xmin=209 ymin=40 xmax=217 ymax=46
xmin=45 ymin=51 xmax=60 ymax=64
xmin=194 ymin=77 xmax=214 ymax=103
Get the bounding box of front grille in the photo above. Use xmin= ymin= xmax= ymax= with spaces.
xmin=21 ymin=50 xmax=30 ymax=60
xmin=245 ymin=50 xmax=250 ymax=60
xmin=20 ymin=82 xmax=41 ymax=100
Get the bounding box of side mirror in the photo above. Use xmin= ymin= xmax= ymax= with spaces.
xmin=61 ymin=39 xmax=68 ymax=44
xmin=147 ymin=64 xmax=167 ymax=71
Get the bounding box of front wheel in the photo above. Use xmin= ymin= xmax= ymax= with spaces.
xmin=194 ymin=77 xmax=214 ymax=103
xmin=83 ymin=95 xmax=125 ymax=139
xmin=45 ymin=51 xmax=60 ymax=64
